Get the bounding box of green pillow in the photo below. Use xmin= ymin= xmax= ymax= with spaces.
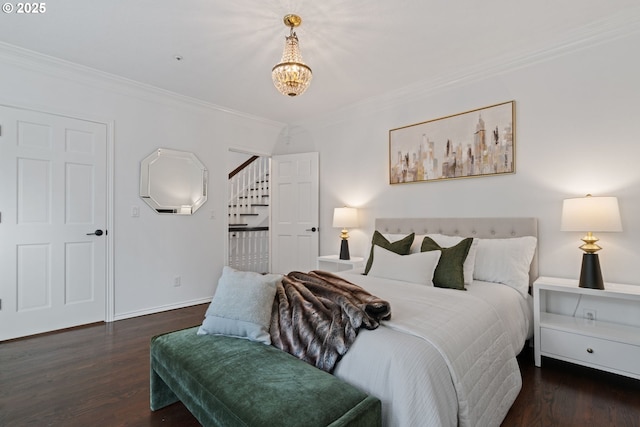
xmin=364 ymin=231 xmax=415 ymax=275
xmin=421 ymin=236 xmax=473 ymax=290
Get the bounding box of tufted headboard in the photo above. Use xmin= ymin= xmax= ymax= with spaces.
xmin=375 ymin=217 xmax=539 ymax=284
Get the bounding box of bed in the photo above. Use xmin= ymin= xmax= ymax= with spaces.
xmin=330 ymin=217 xmax=538 ymax=427
xmin=195 ymin=217 xmax=538 ymax=427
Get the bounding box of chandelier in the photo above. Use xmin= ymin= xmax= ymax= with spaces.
xmin=272 ymin=14 xmax=312 ymax=97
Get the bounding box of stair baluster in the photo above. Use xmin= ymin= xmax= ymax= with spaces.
xmin=228 ymin=156 xmax=270 ymax=273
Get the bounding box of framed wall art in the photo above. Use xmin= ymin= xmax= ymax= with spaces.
xmin=389 ymin=101 xmax=515 ymax=184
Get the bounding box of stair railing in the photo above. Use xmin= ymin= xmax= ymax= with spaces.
xmin=228 ymin=156 xmax=269 ymax=223
xmin=228 ymin=156 xmax=270 ymax=273
xmin=228 ymin=227 xmax=270 ymax=274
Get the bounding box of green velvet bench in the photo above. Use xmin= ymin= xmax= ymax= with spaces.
xmin=150 ymin=327 xmax=381 ymax=427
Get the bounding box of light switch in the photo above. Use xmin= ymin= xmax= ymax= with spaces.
xmin=131 ymin=206 xmax=140 ymax=217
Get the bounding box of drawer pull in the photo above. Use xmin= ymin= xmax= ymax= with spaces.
xmin=587 ymin=348 xmax=594 ymax=354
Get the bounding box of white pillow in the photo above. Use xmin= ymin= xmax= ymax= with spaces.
xmin=197 ymin=266 xmax=283 ymax=344
xmin=427 ymin=234 xmax=479 ymax=286
xmin=368 ymin=245 xmax=441 ymax=286
xmin=473 ymin=236 xmax=537 ymax=297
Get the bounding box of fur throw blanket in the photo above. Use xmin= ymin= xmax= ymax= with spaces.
xmin=270 ymin=270 xmax=391 ymax=373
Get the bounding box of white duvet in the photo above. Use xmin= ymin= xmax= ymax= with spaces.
xmin=333 ymin=271 xmax=532 ymax=427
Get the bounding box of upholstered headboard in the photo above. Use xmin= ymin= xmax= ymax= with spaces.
xmin=375 ymin=217 xmax=539 ymax=284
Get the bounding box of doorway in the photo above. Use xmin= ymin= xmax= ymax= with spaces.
xmin=227 ymin=150 xmax=271 ymax=273
xmin=226 ymin=150 xmax=319 ymax=274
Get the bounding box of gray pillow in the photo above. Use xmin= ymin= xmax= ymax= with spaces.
xmin=197 ymin=266 xmax=283 ymax=344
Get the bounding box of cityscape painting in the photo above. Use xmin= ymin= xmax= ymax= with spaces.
xmin=389 ymin=101 xmax=515 ymax=184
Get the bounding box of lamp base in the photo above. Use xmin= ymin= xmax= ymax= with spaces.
xmin=579 ymin=253 xmax=604 ymax=290
xmin=339 ymin=239 xmax=350 ymax=260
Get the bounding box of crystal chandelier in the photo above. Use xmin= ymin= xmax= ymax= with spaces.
xmin=272 ymin=14 xmax=312 ymax=97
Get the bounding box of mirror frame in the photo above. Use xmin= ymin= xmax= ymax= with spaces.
xmin=140 ymin=148 xmax=208 ymax=215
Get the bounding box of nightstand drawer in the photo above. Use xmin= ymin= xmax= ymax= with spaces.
xmin=540 ymin=328 xmax=640 ymax=376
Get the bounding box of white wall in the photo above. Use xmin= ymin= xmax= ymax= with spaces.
xmin=285 ymin=31 xmax=640 ymax=286
xmin=0 ymin=44 xmax=285 ymax=319
xmin=2 ymin=25 xmax=638 ymax=326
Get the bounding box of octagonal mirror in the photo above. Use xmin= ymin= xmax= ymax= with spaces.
xmin=140 ymin=148 xmax=208 ymax=215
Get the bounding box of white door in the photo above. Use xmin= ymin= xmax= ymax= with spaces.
xmin=271 ymin=152 xmax=319 ymax=274
xmin=0 ymin=105 xmax=108 ymax=341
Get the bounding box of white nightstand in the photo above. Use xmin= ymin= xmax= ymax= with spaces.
xmin=533 ymin=276 xmax=640 ymax=379
xmin=317 ymin=255 xmax=365 ymax=272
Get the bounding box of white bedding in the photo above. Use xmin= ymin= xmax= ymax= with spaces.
xmin=333 ymin=270 xmax=533 ymax=427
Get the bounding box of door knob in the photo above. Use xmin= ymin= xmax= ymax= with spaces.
xmin=87 ymin=229 xmax=104 ymax=236
xmin=306 ymin=227 xmax=317 ymax=232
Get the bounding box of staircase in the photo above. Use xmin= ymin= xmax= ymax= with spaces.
xmin=228 ymin=156 xmax=270 ymax=273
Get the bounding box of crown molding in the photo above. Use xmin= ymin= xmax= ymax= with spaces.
xmin=292 ymin=9 xmax=640 ymax=132
xmin=0 ymin=42 xmax=286 ymax=129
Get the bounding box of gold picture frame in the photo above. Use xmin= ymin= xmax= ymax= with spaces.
xmin=389 ymin=101 xmax=515 ymax=184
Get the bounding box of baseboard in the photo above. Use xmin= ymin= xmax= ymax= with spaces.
xmin=112 ymin=297 xmax=212 ymax=322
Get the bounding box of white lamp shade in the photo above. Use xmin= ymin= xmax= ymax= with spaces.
xmin=333 ymin=207 xmax=358 ymax=228
xmin=561 ymin=196 xmax=622 ymax=232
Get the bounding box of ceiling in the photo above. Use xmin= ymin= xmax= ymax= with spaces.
xmin=1 ymin=0 xmax=639 ymax=124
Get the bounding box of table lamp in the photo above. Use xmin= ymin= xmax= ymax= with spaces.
xmin=561 ymin=194 xmax=622 ymax=289
xmin=333 ymin=207 xmax=358 ymax=260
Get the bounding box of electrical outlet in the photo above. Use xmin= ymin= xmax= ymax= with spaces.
xmin=173 ymin=276 xmax=181 ymax=287
xmin=583 ymin=308 xmax=597 ymax=322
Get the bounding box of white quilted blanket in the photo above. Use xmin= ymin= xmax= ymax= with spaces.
xmin=334 ymin=272 xmax=525 ymax=427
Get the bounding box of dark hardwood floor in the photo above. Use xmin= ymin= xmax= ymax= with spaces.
xmin=504 ymin=345 xmax=640 ymax=427
xmin=1 ymin=304 xmax=638 ymax=427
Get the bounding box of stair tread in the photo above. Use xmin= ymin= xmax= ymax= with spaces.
xmin=229 ymin=226 xmax=269 ymax=232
